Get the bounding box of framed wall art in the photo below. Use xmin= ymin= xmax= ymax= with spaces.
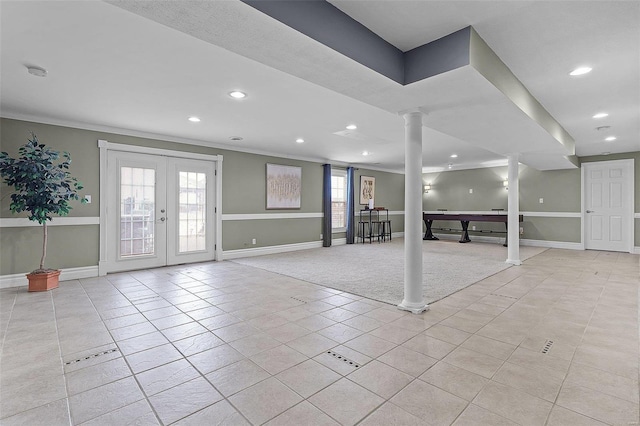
xmin=266 ymin=163 xmax=302 ymax=209
xmin=359 ymin=175 xmax=375 ymax=205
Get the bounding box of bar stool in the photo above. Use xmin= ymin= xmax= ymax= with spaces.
xmin=370 ymin=219 xmax=383 ymax=243
xmin=357 ymin=221 xmax=369 ymax=243
xmin=381 ymin=219 xmax=392 ymax=241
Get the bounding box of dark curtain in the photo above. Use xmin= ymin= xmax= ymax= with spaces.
xmin=322 ymin=164 xmax=332 ymax=247
xmin=346 ymin=166 xmax=355 ymax=244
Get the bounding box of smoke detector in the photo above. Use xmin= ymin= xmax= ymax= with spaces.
xmin=27 ymin=66 xmax=47 ymax=77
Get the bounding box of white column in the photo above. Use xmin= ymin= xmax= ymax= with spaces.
xmin=506 ymin=154 xmax=521 ymax=265
xmin=398 ymin=110 xmax=428 ymax=314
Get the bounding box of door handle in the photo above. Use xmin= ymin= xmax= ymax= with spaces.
xmin=159 ymin=217 xmax=166 ymax=222
xmin=586 ymin=210 xmax=594 ymax=213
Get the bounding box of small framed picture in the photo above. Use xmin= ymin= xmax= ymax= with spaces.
xmin=359 ymin=175 xmax=375 ymax=205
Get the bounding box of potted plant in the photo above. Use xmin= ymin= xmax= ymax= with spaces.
xmin=0 ymin=133 xmax=85 ymax=291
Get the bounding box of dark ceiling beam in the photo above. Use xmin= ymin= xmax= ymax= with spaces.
xmin=242 ymin=0 xmax=405 ymax=83
xmin=241 ymin=0 xmax=471 ymax=86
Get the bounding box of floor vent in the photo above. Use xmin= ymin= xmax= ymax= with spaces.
xmin=65 ymin=348 xmax=119 ymax=365
xmin=290 ymin=296 xmax=307 ymax=303
xmin=326 ymin=350 xmax=360 ymax=368
xmin=542 ymin=340 xmax=554 ymax=354
xmin=490 ymin=293 xmax=519 ymax=300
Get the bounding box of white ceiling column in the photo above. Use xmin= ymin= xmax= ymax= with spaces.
xmin=506 ymin=154 xmax=522 ymax=266
xmin=398 ymin=110 xmax=428 ymax=314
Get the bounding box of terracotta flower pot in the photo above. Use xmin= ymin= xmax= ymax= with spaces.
xmin=26 ymin=270 xmax=60 ymax=292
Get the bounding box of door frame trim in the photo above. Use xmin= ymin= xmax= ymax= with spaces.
xmin=98 ymin=140 xmax=223 ymax=275
xmin=581 ymin=158 xmax=634 ymax=253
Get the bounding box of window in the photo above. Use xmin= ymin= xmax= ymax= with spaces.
xmin=331 ymin=169 xmax=347 ymax=231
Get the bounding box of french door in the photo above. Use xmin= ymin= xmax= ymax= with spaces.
xmin=583 ymin=159 xmax=634 ymax=252
xmin=106 ymin=151 xmax=216 ymax=273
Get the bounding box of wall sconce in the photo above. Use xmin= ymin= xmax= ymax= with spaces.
xmin=503 ymin=180 xmax=508 ymax=190
xmin=424 ymin=184 xmax=431 ymax=193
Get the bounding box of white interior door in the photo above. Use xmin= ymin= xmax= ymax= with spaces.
xmin=584 ymin=159 xmax=634 ymax=252
xmin=106 ymin=151 xmax=216 ymax=273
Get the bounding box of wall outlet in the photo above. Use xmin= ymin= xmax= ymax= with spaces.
xmin=539 ymin=198 xmax=544 ymax=204
xmin=320 ymin=233 xmax=323 ymax=240
xmin=83 ymin=195 xmax=92 ymax=204
xmin=469 ymin=188 xmax=473 ymax=194
xmin=251 ymin=238 xmax=256 ymax=245
xmin=472 ymin=225 xmax=476 ymax=230
xmin=519 ymin=227 xmax=524 ymax=234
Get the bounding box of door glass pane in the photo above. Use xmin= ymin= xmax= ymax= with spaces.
xmin=178 ymin=171 xmax=206 ymax=252
xmin=120 ymin=166 xmax=155 ymax=257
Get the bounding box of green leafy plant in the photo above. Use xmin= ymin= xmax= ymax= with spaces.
xmin=0 ymin=133 xmax=85 ymax=273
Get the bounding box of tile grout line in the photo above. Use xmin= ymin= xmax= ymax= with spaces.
xmin=0 ymin=291 xmax=17 ymax=359
xmin=542 ymin=266 xmax=621 ymax=425
xmin=447 ymin=257 xmax=562 ymax=425
xmin=6 ymin=250 xmax=635 ymax=425
xmin=111 ymin=270 xmax=283 ymax=426
xmin=50 ymin=289 xmax=74 ymax=426
xmin=80 ymin=275 xmax=166 ymax=425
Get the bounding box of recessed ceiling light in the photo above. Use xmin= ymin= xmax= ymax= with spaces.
xmin=346 ymin=124 xmax=357 ymax=130
xmin=26 ymin=66 xmax=47 ymax=77
xmin=295 ymin=138 xmax=304 ymax=144
xmin=592 ymin=112 xmax=608 ymax=119
xmin=188 ymin=116 xmax=200 ymax=122
xmin=229 ymin=136 xmax=243 ymax=141
xmin=569 ymin=66 xmax=592 ymax=76
xmin=450 ymin=154 xmax=458 ymax=158
xmin=229 ymin=91 xmax=247 ymax=99
xmin=362 ymin=151 xmax=369 ymax=156
xmin=605 ymin=136 xmax=617 ymax=141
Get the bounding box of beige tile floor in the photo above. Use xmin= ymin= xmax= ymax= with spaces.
xmin=0 ymin=248 xmax=638 ymax=425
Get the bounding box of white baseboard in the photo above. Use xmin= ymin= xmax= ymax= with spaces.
xmin=223 ymin=241 xmax=324 ymax=260
xmin=519 ymin=239 xmax=583 ymax=250
xmin=223 ymin=234 xmax=402 ymax=260
xmin=432 ymin=233 xmax=504 ymax=244
xmin=0 ymin=266 xmax=99 ymax=289
xmin=333 ymin=238 xmax=347 ymax=246
xmin=4 ymin=235 xmax=607 ymax=288
xmin=432 ymin=232 xmax=584 ymax=250
xmin=633 ymin=246 xmax=640 ymax=255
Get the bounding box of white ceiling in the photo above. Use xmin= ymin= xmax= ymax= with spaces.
xmin=1 ymin=1 xmax=638 ymax=174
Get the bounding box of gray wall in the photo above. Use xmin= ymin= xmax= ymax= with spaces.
xmin=354 ymin=169 xmax=405 ymax=235
xmin=0 ymin=118 xmax=403 ymax=275
xmin=423 ymin=154 xmax=639 ymax=245
xmin=1 ymin=117 xmax=637 ymax=275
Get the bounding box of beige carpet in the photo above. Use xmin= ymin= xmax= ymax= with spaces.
xmin=231 ymin=238 xmax=547 ymax=305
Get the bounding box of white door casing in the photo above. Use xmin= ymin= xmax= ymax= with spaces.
xmin=99 ymin=141 xmax=223 ymax=275
xmin=582 ymin=159 xmax=634 ymax=253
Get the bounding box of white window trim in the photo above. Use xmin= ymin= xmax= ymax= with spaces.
xmin=331 ymin=169 xmax=347 ymax=233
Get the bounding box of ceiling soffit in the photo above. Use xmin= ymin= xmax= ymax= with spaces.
xmin=108 ymin=0 xmax=577 ymax=170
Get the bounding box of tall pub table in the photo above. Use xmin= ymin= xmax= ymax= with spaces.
xmin=358 ymin=208 xmax=389 ymax=243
